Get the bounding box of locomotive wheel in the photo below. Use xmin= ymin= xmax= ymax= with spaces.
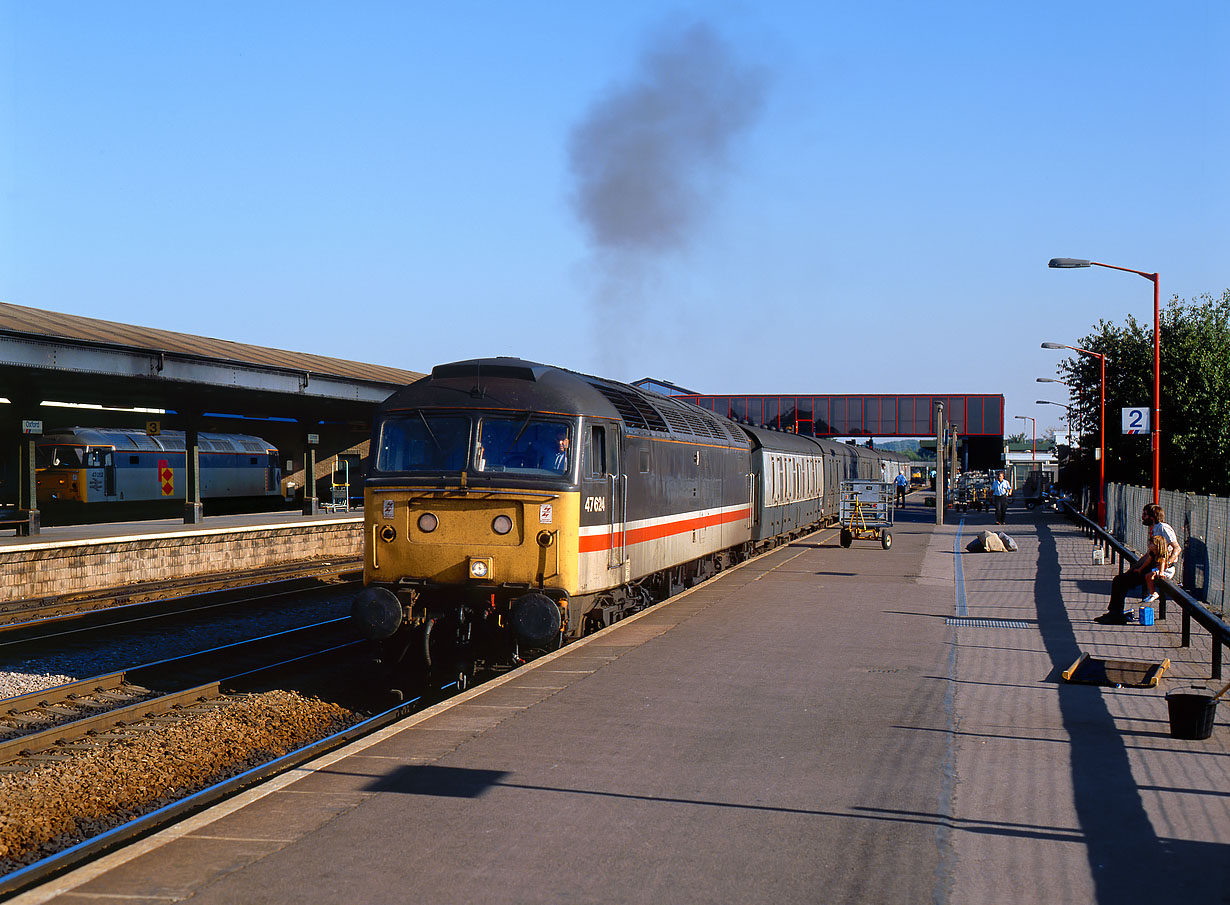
xmin=880 ymin=529 xmax=892 ymax=550
xmin=840 ymin=528 xmax=853 ymax=548
xmin=454 ymin=656 xmax=475 ymax=692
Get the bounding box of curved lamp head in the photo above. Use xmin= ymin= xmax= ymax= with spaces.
xmin=1041 ymin=342 xmax=1067 ymax=349
xmin=1049 ymin=258 xmax=1092 ymax=268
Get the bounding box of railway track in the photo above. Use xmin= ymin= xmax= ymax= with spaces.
xmin=0 ymin=618 xmax=362 ymax=770
xmin=0 ymin=565 xmax=362 ymax=657
xmin=0 ymin=556 xmax=362 ymax=629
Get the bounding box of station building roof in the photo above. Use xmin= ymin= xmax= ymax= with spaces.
xmin=0 ymin=301 xmax=424 ymax=421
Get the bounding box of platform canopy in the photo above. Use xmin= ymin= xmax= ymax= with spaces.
xmin=0 ymin=302 xmax=423 ymax=421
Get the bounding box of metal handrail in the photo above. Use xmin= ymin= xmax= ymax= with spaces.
xmin=1062 ymin=500 xmax=1229 ymax=679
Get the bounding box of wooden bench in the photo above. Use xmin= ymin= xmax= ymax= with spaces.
xmin=0 ymin=510 xmax=36 ymax=536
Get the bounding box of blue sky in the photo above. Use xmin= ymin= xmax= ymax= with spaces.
xmin=2 ymin=1 xmax=1226 ymax=440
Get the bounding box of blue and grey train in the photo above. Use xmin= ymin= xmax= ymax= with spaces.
xmin=36 ymin=427 xmax=281 ymax=507
xmin=351 ymin=358 xmax=911 ymax=695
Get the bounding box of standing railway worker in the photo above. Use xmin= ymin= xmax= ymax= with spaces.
xmin=894 ymin=471 xmax=908 ymax=506
xmin=991 ymin=471 xmax=1012 ymax=525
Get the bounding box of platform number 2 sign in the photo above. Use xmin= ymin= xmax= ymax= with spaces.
xmin=1121 ymin=407 xmax=1150 ymax=435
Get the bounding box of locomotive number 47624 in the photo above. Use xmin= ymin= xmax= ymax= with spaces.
xmin=584 ymin=496 xmax=607 ymax=513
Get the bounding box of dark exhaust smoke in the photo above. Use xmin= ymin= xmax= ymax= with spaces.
xmin=567 ymin=21 xmax=770 ymax=368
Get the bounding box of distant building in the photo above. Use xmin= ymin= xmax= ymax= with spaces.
xmin=1003 ymin=439 xmax=1059 ymax=489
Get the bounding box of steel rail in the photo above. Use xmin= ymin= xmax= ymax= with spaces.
xmin=0 ymin=618 xmax=359 ymax=766
xmin=0 ymin=574 xmax=360 ymax=653
xmin=0 ymin=693 xmax=419 ymax=899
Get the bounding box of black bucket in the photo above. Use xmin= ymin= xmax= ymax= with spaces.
xmin=1166 ymin=689 xmax=1218 ymax=740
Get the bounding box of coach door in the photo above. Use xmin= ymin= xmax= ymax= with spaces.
xmin=582 ymin=421 xmax=626 ymax=581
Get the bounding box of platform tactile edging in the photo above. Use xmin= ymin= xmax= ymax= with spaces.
xmin=945 ymin=617 xmax=1032 ymax=629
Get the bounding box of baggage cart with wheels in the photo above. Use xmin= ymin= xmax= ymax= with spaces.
xmin=838 ymin=480 xmax=894 ymax=549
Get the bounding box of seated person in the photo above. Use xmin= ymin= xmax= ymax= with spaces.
xmin=1141 ymin=534 xmax=1169 ymax=604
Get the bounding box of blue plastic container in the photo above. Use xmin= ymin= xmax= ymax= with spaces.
xmin=1139 ymin=606 xmax=1155 ymax=626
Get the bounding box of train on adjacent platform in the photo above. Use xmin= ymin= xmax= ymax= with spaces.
xmin=35 ymin=427 xmax=282 ymax=511
xmin=351 ymin=358 xmax=913 ymax=697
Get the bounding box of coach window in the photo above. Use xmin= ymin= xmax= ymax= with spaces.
xmin=588 ymin=426 xmax=607 ymax=477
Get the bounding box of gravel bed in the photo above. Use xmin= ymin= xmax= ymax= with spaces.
xmin=0 ymin=689 xmax=363 ymax=874
xmin=0 ymin=593 xmax=356 ymax=699
xmin=0 ymin=672 xmax=79 ymax=699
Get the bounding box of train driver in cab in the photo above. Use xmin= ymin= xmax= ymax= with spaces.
xmin=551 ymin=430 xmax=570 ymax=474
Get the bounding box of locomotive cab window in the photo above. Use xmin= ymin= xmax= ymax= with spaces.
xmin=476 ymin=416 xmax=572 ymax=476
xmin=376 ymin=414 xmax=471 ymax=473
xmin=39 ymin=445 xmax=84 ymax=468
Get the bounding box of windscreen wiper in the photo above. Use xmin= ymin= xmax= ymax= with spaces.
xmin=417 ymin=411 xmax=442 ymax=450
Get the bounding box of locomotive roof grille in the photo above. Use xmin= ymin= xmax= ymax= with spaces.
xmin=41 ymin=427 xmax=274 ymax=454
xmin=723 ymin=420 xmax=747 ymax=444
xmin=127 ymin=434 xmax=161 ymax=450
xmin=586 ymin=382 xmax=670 ymax=433
xmin=657 ymin=401 xmax=728 ymax=442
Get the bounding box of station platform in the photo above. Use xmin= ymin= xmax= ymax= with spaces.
xmin=0 ymin=511 xmax=361 ymax=604
xmin=14 ymin=506 xmax=1229 ymax=904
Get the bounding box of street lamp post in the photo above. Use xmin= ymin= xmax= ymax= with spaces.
xmin=1042 ymin=341 xmax=1107 ymax=526
xmin=1048 ymin=257 xmax=1161 ymax=505
xmin=1036 ymin=399 xmax=1072 ymax=445
xmin=1015 ymin=415 xmax=1036 ymax=464
xmin=1039 ymin=376 xmax=1091 ymax=452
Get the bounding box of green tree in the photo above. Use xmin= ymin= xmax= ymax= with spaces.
xmin=1054 ymin=290 xmax=1230 ymax=495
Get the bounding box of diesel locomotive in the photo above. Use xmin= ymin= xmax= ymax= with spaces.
xmin=36 ymin=427 xmax=281 ymax=508
xmin=351 ymin=359 xmax=909 ymax=696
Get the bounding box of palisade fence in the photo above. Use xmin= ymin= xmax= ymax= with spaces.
xmin=1105 ymin=482 xmax=1228 ymax=617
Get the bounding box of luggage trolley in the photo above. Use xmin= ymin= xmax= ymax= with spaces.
xmin=839 ymin=480 xmax=894 ymax=549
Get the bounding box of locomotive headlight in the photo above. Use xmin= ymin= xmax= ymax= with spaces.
xmin=491 ymin=515 xmax=513 ymax=535
xmin=417 ymin=512 xmax=439 ymax=533
xmin=468 ymin=557 xmax=492 ymax=580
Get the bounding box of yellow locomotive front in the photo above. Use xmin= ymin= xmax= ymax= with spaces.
xmin=352 ymin=387 xmax=585 ymax=695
